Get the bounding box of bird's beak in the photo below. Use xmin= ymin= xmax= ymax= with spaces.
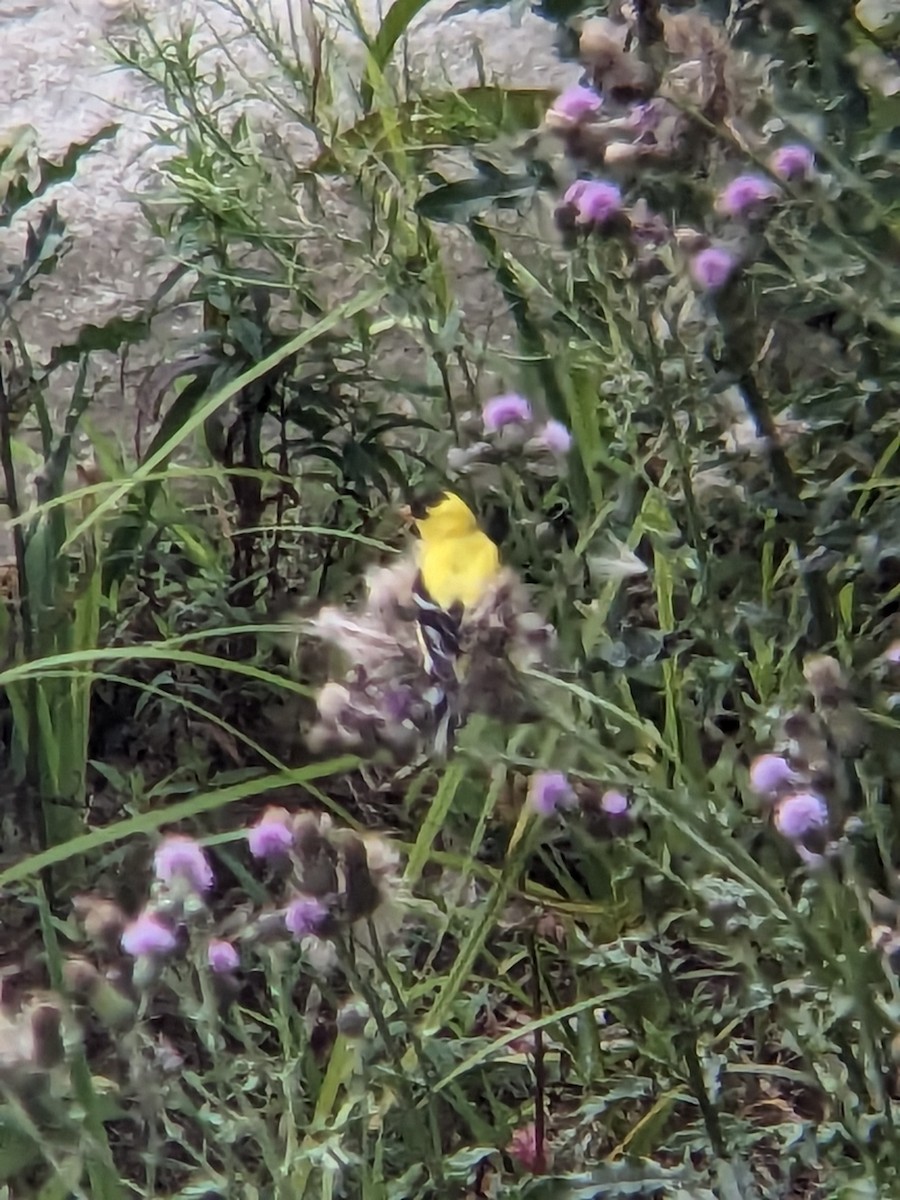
xmin=398 ymin=505 xmax=415 ymax=527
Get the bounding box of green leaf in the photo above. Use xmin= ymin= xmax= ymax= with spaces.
xmin=0 ymin=1123 xmax=41 ymax=1182
xmin=522 ymin=1159 xmax=685 ymax=1197
xmin=313 ymin=88 xmax=553 ymax=172
xmin=416 ymin=172 xmax=537 ymax=223
xmin=0 ymin=124 xmax=119 ymax=226
xmin=370 ymin=0 xmax=436 ymax=74
xmin=46 ymin=315 xmax=152 ymax=369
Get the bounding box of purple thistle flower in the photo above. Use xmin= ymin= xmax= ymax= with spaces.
xmin=285 ymin=895 xmax=329 ymax=938
xmin=749 ymin=753 xmax=798 ymax=796
xmin=716 ymin=174 xmax=778 ymax=217
xmin=482 ymin=393 xmax=532 ymax=432
xmin=689 ymin=247 xmax=736 ymax=292
xmin=121 ymin=911 xmax=176 ymax=958
xmin=153 ymin=836 xmax=213 ymax=893
xmin=769 ymin=144 xmax=814 ymax=181
xmin=600 ymin=789 xmax=629 ymax=816
xmin=774 ymin=791 xmax=829 ymax=842
xmin=207 ymin=939 xmax=239 ymax=974
xmin=564 ymin=179 xmax=622 ymax=226
xmin=536 ymin=419 xmax=572 ymax=456
xmin=529 ymin=770 xmax=574 ymax=817
xmin=247 ymin=809 xmax=294 ymax=859
xmin=550 ymin=85 xmax=602 ymax=123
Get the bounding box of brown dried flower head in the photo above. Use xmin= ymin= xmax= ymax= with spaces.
xmin=307 ymin=557 xmax=555 ymax=757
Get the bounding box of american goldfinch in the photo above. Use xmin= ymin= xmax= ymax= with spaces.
xmin=407 ymin=491 xmax=501 ymax=609
xmin=402 ymin=491 xmax=502 ymax=752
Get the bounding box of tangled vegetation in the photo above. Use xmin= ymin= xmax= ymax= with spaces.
xmin=2 ymin=0 xmax=900 ymax=1196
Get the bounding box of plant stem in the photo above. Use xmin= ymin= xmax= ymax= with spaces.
xmin=0 ymin=369 xmax=46 ymax=853
xmin=528 ymin=933 xmax=547 ymax=1174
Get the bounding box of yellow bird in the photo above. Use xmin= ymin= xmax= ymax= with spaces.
xmin=407 ymin=491 xmax=501 ymax=610
xmin=402 ymin=492 xmax=501 ymax=753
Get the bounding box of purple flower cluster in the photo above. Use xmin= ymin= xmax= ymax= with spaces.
xmin=285 ymin=896 xmax=329 ymax=938
xmin=483 ymin=393 xmax=532 ymax=432
xmin=479 ymin=393 xmax=573 ymax=458
xmin=529 ymin=771 xmax=575 ymax=817
xmin=153 ymin=836 xmax=214 ymax=893
xmin=247 ymin=808 xmax=294 ymax=859
xmin=208 ymin=939 xmax=239 ymax=974
xmin=689 ymin=247 xmax=736 ymax=292
xmin=538 ymin=419 xmax=572 ymax=456
xmin=121 ymin=911 xmax=176 ymax=958
xmin=550 ymin=85 xmax=602 ymax=123
xmin=564 ymin=179 xmax=622 ymax=227
xmin=769 ymin=144 xmax=815 ymax=181
xmin=716 ymin=174 xmax=777 ymax=218
xmin=749 ymin=753 xmax=798 ymax=797
xmin=600 ymin=789 xmax=629 ymax=816
xmin=774 ymin=791 xmax=828 ymax=842
xmin=528 ymin=772 xmax=632 ymax=827
xmin=749 ymin=747 xmax=830 ymax=865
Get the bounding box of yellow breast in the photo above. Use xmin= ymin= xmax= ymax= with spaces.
xmin=419 ymin=533 xmax=500 ymax=609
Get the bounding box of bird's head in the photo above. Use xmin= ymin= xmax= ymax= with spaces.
xmin=402 ymin=491 xmax=479 ymax=542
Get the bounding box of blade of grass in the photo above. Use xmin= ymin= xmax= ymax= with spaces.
xmin=0 ymin=757 xmax=357 ymax=888
xmin=0 ymin=645 xmax=315 ymax=697
xmin=403 ymin=757 xmax=464 ymax=887
xmin=423 ymin=803 xmax=536 ymax=1036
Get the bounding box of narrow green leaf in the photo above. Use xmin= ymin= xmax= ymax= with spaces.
xmin=0 ymin=758 xmax=357 ymax=888
xmin=404 ymin=759 xmax=463 ymax=886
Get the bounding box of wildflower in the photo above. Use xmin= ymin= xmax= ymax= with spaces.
xmin=62 ymin=958 xmax=101 ymax=997
xmin=803 ymin=653 xmax=849 ymax=705
xmin=548 ymin=84 xmax=602 ymax=123
xmin=207 ymin=939 xmax=239 ymax=974
xmin=336 ymin=999 xmax=371 ymax=1037
xmin=528 ymin=770 xmax=575 ymax=817
xmin=600 ymin=789 xmax=629 ymax=816
xmin=507 ymin=1122 xmax=545 ymax=1172
xmin=153 ymin=836 xmax=213 ymax=893
xmin=689 ymin=247 xmax=736 ymax=291
xmin=32 ymin=1006 xmax=64 ymax=1070
xmin=72 ymin=893 xmax=126 ymax=950
xmin=294 ymin=814 xmax=340 ymax=896
xmin=716 ymin=174 xmax=778 ymax=217
xmin=482 ymin=393 xmax=532 ymax=432
xmin=749 ymin=753 xmax=798 ymax=796
xmin=153 ymin=1035 xmax=184 ymax=1074
xmin=534 ymin=419 xmax=572 ymax=456
xmin=309 ymin=555 xmax=555 ymax=757
xmin=564 ymin=179 xmax=622 ymax=226
xmin=769 ymin=144 xmax=814 ymax=180
xmin=247 ymin=807 xmax=294 ymax=859
xmin=774 ymin=791 xmax=829 ymax=842
xmin=121 ymin=911 xmax=177 ymax=958
xmin=285 ymin=895 xmax=329 ymax=938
